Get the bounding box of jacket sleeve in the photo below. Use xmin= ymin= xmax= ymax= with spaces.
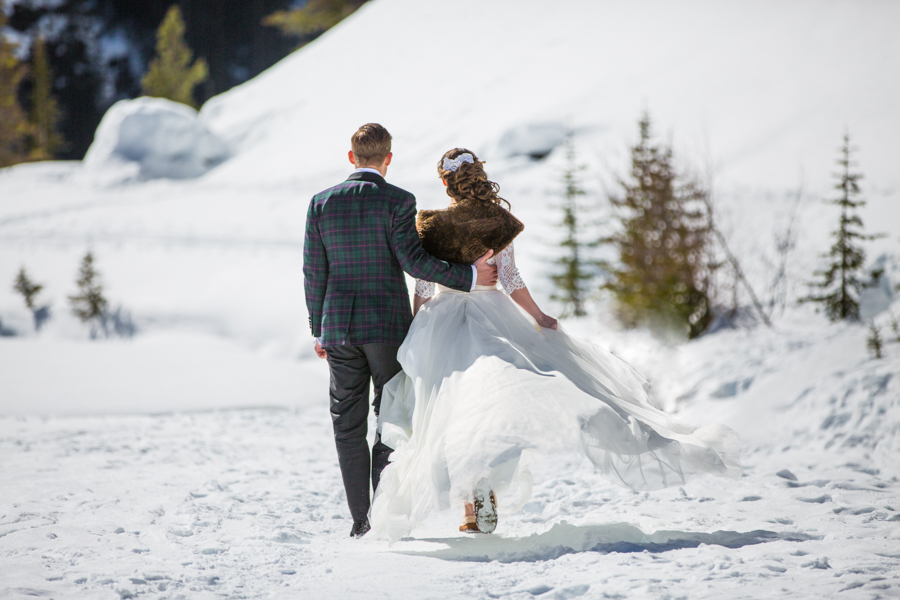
xmin=390 ymin=193 xmax=473 ymax=292
xmin=303 ymin=199 xmax=328 ymax=337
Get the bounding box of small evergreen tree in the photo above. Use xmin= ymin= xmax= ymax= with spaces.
xmin=603 ymin=112 xmax=712 ymax=338
xmin=28 ymin=37 xmax=64 ymax=160
xmin=0 ymin=12 xmax=31 ymax=168
xmin=550 ymin=132 xmax=594 ymax=317
xmin=13 ymin=267 xmax=43 ymax=311
xmin=13 ymin=266 xmax=50 ymax=331
xmin=801 ymin=132 xmax=878 ymax=321
xmin=68 ymin=252 xmax=109 ymax=338
xmin=141 ymin=6 xmax=208 ymax=108
xmin=867 ymin=320 xmax=883 ymax=359
xmin=264 ymin=0 xmax=367 ymax=44
xmin=889 ymin=309 xmax=900 ymax=343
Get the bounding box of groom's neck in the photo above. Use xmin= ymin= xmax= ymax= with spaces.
xmin=355 ymin=163 xmax=388 ymax=177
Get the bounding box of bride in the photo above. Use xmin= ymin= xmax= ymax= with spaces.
xmin=369 ymin=148 xmax=741 ymax=542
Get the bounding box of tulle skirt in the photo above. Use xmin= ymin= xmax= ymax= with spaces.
xmin=369 ymin=285 xmax=741 ymax=542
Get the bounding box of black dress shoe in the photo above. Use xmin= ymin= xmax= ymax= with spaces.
xmin=350 ymin=519 xmax=371 ymax=538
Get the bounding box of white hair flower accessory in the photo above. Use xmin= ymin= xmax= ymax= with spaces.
xmin=442 ymin=153 xmax=475 ymax=172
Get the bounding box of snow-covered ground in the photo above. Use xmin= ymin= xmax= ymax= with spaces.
xmin=3 ymin=317 xmax=899 ymax=599
xmin=2 ymin=0 xmax=900 ymax=598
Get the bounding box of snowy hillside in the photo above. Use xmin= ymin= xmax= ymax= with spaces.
xmin=1 ymin=0 xmax=899 ymax=598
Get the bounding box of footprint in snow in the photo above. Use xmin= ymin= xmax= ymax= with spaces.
xmin=776 ymin=469 xmax=798 ymax=481
xmin=797 ymin=495 xmax=831 ymax=504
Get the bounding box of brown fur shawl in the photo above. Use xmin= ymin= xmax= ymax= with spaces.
xmin=416 ymin=200 xmax=524 ymax=265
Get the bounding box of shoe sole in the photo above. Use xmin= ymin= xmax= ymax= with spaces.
xmin=473 ymin=489 xmax=497 ymax=534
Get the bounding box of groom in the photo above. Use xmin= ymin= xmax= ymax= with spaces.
xmin=303 ymin=123 xmax=497 ymax=537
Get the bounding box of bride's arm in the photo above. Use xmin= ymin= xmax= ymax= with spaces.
xmin=499 ymin=244 xmax=558 ymax=330
xmin=413 ymin=295 xmax=428 ymax=316
xmin=413 ymin=279 xmax=435 ymax=316
xmin=511 ymin=287 xmax=558 ymax=330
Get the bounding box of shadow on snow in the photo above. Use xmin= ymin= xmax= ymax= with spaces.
xmin=397 ymin=521 xmax=819 ymax=563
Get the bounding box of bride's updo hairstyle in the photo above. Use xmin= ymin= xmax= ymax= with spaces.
xmin=437 ymin=148 xmax=510 ymax=209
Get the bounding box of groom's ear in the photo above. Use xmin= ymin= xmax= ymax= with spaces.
xmin=348 ymin=150 xmax=356 ymax=166
xmin=384 ymin=152 xmax=392 ymax=167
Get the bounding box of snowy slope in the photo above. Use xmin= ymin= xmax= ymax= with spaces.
xmin=199 ymin=0 xmax=900 ymax=191
xmin=1 ymin=1 xmax=900 ymax=597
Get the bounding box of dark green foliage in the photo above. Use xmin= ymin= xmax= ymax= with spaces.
xmin=801 ymin=132 xmax=878 ymax=321
xmin=142 ymin=6 xmax=208 ymax=108
xmin=13 ymin=266 xmax=50 ymax=331
xmin=603 ymin=112 xmax=712 ymax=338
xmin=13 ymin=267 xmax=43 ymax=311
xmin=0 ymin=12 xmax=30 ymax=168
xmin=68 ymin=252 xmax=109 ymax=338
xmin=29 ymin=37 xmax=65 ymax=160
xmin=264 ymin=0 xmax=368 ymax=44
xmin=867 ymin=321 xmax=883 ymax=359
xmin=889 ymin=309 xmax=900 ymax=343
xmin=550 ymin=133 xmax=594 ymax=317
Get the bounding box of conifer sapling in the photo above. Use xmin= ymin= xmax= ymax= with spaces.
xmin=889 ymin=309 xmax=900 ymax=343
xmin=13 ymin=267 xmax=43 ymax=311
xmin=13 ymin=267 xmax=51 ymax=331
xmin=867 ymin=320 xmax=883 ymax=359
xmin=68 ymin=252 xmax=109 ymax=337
xmin=550 ymin=131 xmax=594 ymax=317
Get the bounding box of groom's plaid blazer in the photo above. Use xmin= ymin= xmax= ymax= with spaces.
xmin=304 ymin=171 xmax=473 ymax=348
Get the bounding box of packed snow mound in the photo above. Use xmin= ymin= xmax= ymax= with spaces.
xmin=859 ymin=254 xmax=900 ymax=321
xmin=84 ymin=97 xmax=228 ymax=181
xmin=495 ymin=123 xmax=568 ymax=160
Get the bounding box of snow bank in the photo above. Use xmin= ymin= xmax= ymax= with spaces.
xmin=83 ymin=97 xmax=228 ymax=182
xmin=495 ymin=122 xmax=568 ymax=160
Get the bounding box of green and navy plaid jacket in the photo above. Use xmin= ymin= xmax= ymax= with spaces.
xmin=303 ymin=171 xmax=473 ymax=348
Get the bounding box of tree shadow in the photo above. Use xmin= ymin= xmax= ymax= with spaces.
xmin=396 ymin=521 xmax=819 ymax=563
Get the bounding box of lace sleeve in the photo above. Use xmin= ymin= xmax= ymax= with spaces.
xmin=498 ymin=243 xmax=526 ymax=295
xmin=415 ymin=279 xmax=435 ymax=299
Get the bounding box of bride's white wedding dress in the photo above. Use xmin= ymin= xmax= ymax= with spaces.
xmin=369 ymin=243 xmax=741 ymax=542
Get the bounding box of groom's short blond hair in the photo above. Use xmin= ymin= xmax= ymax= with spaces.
xmin=351 ymin=123 xmax=392 ymax=165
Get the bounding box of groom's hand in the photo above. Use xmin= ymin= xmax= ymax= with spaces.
xmin=314 ymin=340 xmax=327 ymax=359
xmin=474 ymin=250 xmax=498 ymax=286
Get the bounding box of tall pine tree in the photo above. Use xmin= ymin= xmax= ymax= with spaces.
xmin=550 ymin=132 xmax=594 ymax=317
xmin=0 ymin=12 xmax=30 ymax=168
xmin=141 ymin=6 xmax=208 ymax=108
xmin=801 ymin=132 xmax=877 ymax=321
xmin=29 ymin=37 xmax=64 ymax=160
xmin=603 ymin=112 xmax=712 ymax=338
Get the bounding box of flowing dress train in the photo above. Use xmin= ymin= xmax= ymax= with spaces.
xmin=369 ymin=244 xmax=741 ymax=542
